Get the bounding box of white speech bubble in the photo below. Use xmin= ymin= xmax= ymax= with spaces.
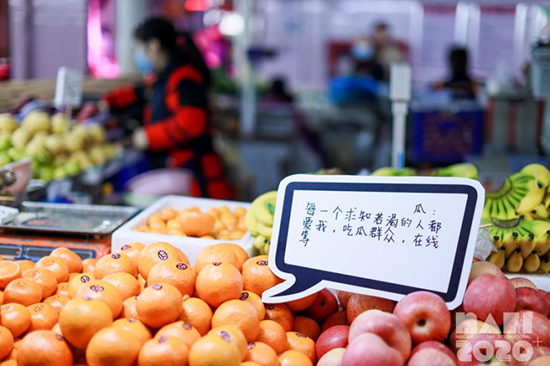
xmin=262 ymin=174 xmax=485 ymax=310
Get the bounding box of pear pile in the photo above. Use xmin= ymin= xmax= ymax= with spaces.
xmin=0 ymin=112 xmax=116 ymax=182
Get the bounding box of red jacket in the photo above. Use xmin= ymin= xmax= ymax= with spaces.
xmin=103 ymin=61 xmax=233 ymax=199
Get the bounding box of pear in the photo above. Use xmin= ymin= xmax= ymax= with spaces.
xmin=52 ymin=113 xmax=70 ymax=135
xmin=0 ymin=113 xmax=18 ymax=133
xmin=11 ymin=128 xmax=31 ymax=150
xmin=21 ymin=111 xmax=51 ymax=134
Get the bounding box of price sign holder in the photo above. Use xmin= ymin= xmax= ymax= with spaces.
xmin=54 ymin=67 xmax=83 ymax=116
xmin=263 ymin=174 xmax=485 ymax=309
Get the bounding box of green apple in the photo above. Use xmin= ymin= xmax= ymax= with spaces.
xmin=39 ymin=167 xmax=54 ymax=182
xmin=7 ymin=148 xmax=24 ymax=162
xmin=31 ymin=160 xmax=40 ymax=172
xmin=0 ymin=135 xmax=12 ymax=151
xmin=53 ymin=166 xmax=67 ymax=180
xmin=65 ymin=161 xmax=81 ymax=176
xmin=0 ymin=153 xmax=11 ymax=166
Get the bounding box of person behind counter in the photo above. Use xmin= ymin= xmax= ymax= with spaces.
xmin=100 ymin=17 xmax=233 ymax=199
xmin=435 ymin=47 xmax=478 ymax=100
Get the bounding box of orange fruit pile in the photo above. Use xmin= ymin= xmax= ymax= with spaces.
xmin=0 ymin=242 xmax=328 ymax=366
xmin=133 ymin=206 xmax=248 ymax=241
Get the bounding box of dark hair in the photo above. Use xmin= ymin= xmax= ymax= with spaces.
xmin=449 ymin=47 xmax=469 ymax=76
xmin=134 ymin=17 xmax=179 ymax=54
xmin=375 ymin=22 xmax=388 ymax=32
xmin=134 ymin=17 xmax=211 ymax=86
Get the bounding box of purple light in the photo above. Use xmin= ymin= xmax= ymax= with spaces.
xmin=87 ymin=0 xmax=120 ymax=78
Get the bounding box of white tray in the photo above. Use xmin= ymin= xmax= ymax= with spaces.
xmin=111 ymin=195 xmax=252 ymax=265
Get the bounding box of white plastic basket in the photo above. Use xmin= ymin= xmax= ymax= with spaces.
xmin=531 ymin=47 xmax=550 ymax=98
xmin=111 ymin=196 xmax=252 ymax=265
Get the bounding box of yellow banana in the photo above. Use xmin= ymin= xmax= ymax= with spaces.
xmin=251 ymin=191 xmax=277 ymax=226
xmin=245 ymin=209 xmax=259 ymax=236
xmin=506 ymin=249 xmax=524 ymax=273
xmin=544 ymin=192 xmax=550 ymax=209
xmin=501 ymin=198 xmax=519 ymax=220
xmin=495 ymin=200 xmax=507 ymax=220
xmin=523 ymin=252 xmax=541 ymax=273
xmin=490 ymin=200 xmax=500 ymax=219
xmin=257 ymin=222 xmax=273 ymax=239
xmin=520 ymin=220 xmax=550 ymax=256
xmin=530 ymin=203 xmax=549 ymax=220
xmin=534 ymin=235 xmax=550 ymax=257
xmin=519 ymin=233 xmax=536 ymax=259
xmin=260 ymin=242 xmax=270 ymax=255
xmin=521 ymin=163 xmax=550 ymax=188
xmin=487 ymin=249 xmax=506 ymax=269
xmin=482 ymin=201 xmax=492 ymax=220
xmin=517 ymin=178 xmax=545 ymax=214
xmin=504 ymin=237 xmax=520 ymax=258
xmin=500 ymin=231 xmax=516 ymax=250
xmin=253 ymin=235 xmax=268 ymax=250
xmin=540 ymin=255 xmax=550 ymax=273
xmin=490 ymin=228 xmax=504 ymax=249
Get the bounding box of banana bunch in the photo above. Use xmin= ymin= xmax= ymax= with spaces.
xmin=483 ymin=164 xmax=550 ymax=221
xmin=487 ymin=217 xmax=550 ymax=273
xmin=432 ymin=163 xmax=478 ymax=180
xmin=246 ymin=191 xmax=277 ymax=255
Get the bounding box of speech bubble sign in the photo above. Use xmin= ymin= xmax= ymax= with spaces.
xmin=262 ymin=174 xmax=485 ymax=310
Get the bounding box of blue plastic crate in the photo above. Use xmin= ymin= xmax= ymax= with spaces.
xmin=411 ymin=108 xmax=484 ymax=163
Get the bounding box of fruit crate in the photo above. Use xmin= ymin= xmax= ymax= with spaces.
xmin=111 ymin=195 xmax=252 ymax=265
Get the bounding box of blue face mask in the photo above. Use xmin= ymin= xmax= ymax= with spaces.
xmin=134 ymin=49 xmax=155 ymax=75
xmin=352 ymin=42 xmax=374 ymax=61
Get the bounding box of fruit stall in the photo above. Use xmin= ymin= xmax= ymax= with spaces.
xmin=0 ymin=160 xmax=546 ymax=366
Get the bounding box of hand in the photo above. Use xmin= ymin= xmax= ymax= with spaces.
xmin=132 ymin=128 xmax=149 ymax=150
xmin=97 ymin=100 xmax=109 ymax=113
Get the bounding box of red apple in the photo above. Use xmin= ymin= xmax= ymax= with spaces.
xmin=511 ymin=346 xmax=550 ymax=366
xmin=537 ymin=289 xmax=546 ymax=298
xmin=322 ymin=310 xmax=348 ymax=332
xmin=463 ymin=275 xmax=517 ymax=326
xmin=544 ymin=293 xmax=550 ymax=309
xmin=515 ymin=287 xmax=550 ymax=317
xmin=510 ymin=277 xmax=538 ymax=290
xmin=316 ymin=325 xmax=349 ymax=360
xmin=528 ymin=356 xmax=550 ymax=366
xmin=408 ymin=347 xmax=457 ymax=366
xmin=411 ymin=341 xmax=458 ymax=363
xmin=504 ymin=311 xmax=550 ymax=348
xmin=342 ymin=332 xmax=404 ymax=366
xmin=457 ymin=333 xmax=511 ymax=366
xmin=306 ymin=289 xmax=339 ymax=323
xmin=469 ymin=262 xmax=505 ymax=284
xmin=393 ymin=291 xmax=451 ymax=344
xmin=317 ymin=348 xmax=345 ymax=366
xmin=349 ymin=309 xmax=411 ymax=361
xmin=337 ymin=291 xmax=353 ymax=309
xmin=450 ymin=319 xmax=501 ymax=353
xmin=346 ymin=294 xmax=396 ymax=323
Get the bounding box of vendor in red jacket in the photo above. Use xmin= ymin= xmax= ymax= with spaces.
xmin=102 ymin=18 xmax=233 ymax=199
